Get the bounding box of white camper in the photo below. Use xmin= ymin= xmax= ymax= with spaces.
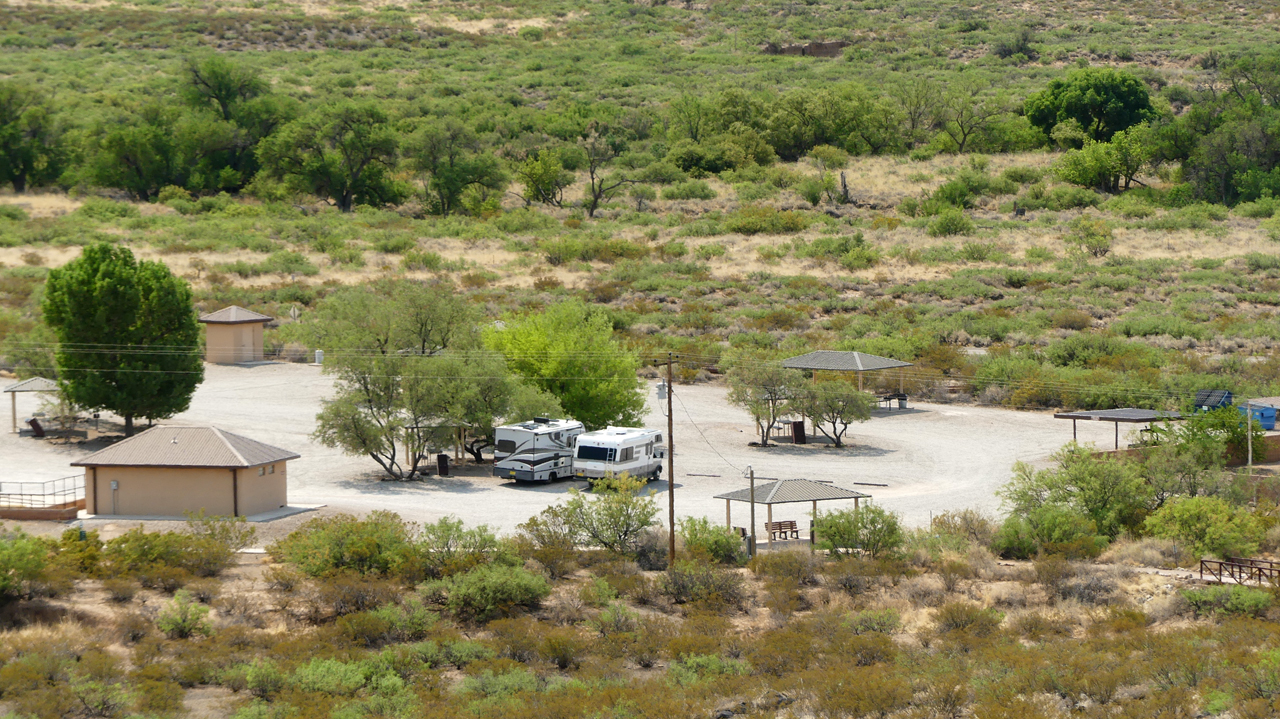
xmin=573 ymin=427 xmax=665 ymax=481
xmin=493 ymin=418 xmax=585 ymax=482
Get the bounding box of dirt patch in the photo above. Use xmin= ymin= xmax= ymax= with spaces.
xmin=0 ymin=193 xmax=81 ymax=218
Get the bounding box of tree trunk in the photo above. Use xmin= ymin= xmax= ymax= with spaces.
xmin=124 ymin=415 xmax=134 ymax=437
xmin=338 ymin=191 xmax=354 ymax=213
xmin=12 ymin=172 xmax=25 ymax=194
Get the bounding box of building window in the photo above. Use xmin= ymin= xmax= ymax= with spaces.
xmin=268 ymin=464 xmax=275 ymax=474
xmin=258 ymin=467 xmax=265 ymax=476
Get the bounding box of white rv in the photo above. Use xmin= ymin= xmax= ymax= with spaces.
xmin=573 ymin=427 xmax=665 ymax=481
xmin=493 ymin=418 xmax=585 ymax=482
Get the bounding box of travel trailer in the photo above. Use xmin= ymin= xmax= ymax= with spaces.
xmin=573 ymin=427 xmax=665 ymax=481
xmin=492 ymin=418 xmax=585 ymax=482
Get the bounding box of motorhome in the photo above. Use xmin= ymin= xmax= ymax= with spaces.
xmin=573 ymin=427 xmax=665 ymax=481
xmin=492 ymin=418 xmax=585 ymax=482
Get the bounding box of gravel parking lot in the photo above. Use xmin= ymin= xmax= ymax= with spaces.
xmin=3 ymin=363 xmax=1129 ymax=534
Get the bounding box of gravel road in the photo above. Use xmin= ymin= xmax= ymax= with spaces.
xmin=3 ymin=364 xmax=1129 ymax=534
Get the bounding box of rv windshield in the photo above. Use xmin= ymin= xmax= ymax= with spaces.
xmin=576 ymin=445 xmax=612 ymax=461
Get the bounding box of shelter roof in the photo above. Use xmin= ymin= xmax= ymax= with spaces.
xmin=3 ymin=377 xmax=58 ymax=393
xmin=72 ymin=426 xmax=299 ymax=468
xmin=714 ymin=478 xmax=871 ymax=505
xmin=198 ymin=306 xmax=272 ymax=325
xmin=1053 ymin=408 xmax=1183 ymax=423
xmin=782 ymin=350 xmax=912 ymax=372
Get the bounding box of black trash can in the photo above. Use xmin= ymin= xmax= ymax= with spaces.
xmin=792 ymin=420 xmax=806 ymax=444
xmin=436 ymin=453 xmax=450 ymax=477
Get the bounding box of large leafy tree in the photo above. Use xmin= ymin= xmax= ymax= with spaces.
xmin=309 ymin=281 xmax=558 ymax=480
xmin=725 ymin=353 xmax=804 ymax=446
xmin=792 ymin=380 xmax=873 ymax=448
xmin=484 ymin=299 xmax=645 ymax=430
xmin=1024 ymin=68 xmax=1157 ymax=143
xmin=42 ymin=243 xmax=204 ymax=436
xmin=258 ymin=102 xmax=403 ymax=212
xmin=0 ymin=82 xmax=65 ymax=193
xmin=1000 ymin=443 xmax=1149 ymax=539
xmin=406 ymin=118 xmax=507 ymax=216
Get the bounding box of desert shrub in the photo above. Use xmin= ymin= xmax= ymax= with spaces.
xmin=135 ymin=565 xmax=191 ymax=593
xmin=679 ymin=517 xmax=746 ymax=565
xmin=1032 ymin=554 xmax=1075 ymax=597
xmin=264 ymin=565 xmax=305 ymax=593
xmin=695 ymin=243 xmax=727 ymax=260
xmin=337 ymin=597 xmax=437 ymax=646
xmin=579 ymin=576 xmax=618 ymax=607
xmin=926 ymin=209 xmax=975 ymax=237
xmin=492 ymin=208 xmax=559 ymax=233
xmin=1064 ymin=216 xmax=1113 ymax=257
xmin=847 ymin=608 xmax=901 ymax=635
xmin=541 ymin=236 xmax=649 ymax=265
xmin=1236 ymin=196 xmax=1279 ymax=219
xmin=0 ymin=204 xmax=29 ymax=221
xmin=514 ymin=506 xmax=578 ymax=579
xmin=660 ymin=561 xmax=747 ymax=611
xmin=661 ymin=180 xmax=717 ymax=201
xmin=934 ymin=602 xmax=1003 ymax=636
xmin=816 ymin=505 xmax=905 ymax=558
xmin=408 ymin=517 xmax=504 ymax=580
xmin=1182 ymin=585 xmax=1272 ymax=618
xmin=443 ymin=565 xmax=550 ymax=621
xmin=311 ymin=571 xmax=400 ymax=617
xmin=1098 ymin=537 xmax=1195 ymax=568
xmin=157 ymin=590 xmax=213 ymax=639
xmin=268 ymin=511 xmax=412 ymax=577
xmin=78 ymin=197 xmax=139 ymax=220
xmin=102 ymin=578 xmax=139 ymax=603
xmin=1058 ymin=568 xmax=1117 ymax=605
xmin=401 ymin=249 xmax=443 ymax=270
xmin=290 ymin=658 xmax=367 ymax=696
xmin=186 ymin=579 xmax=222 ymax=604
xmin=809 ymin=665 xmax=913 ymax=717
xmin=457 ymin=665 xmax=540 ymax=698
xmin=747 ymin=627 xmax=816 ymax=676
xmin=1002 ymin=166 xmax=1044 ymax=185
xmin=668 ymin=654 xmax=750 ymax=686
xmin=748 ymin=549 xmax=823 ymax=585
xmin=560 ymin=476 xmax=661 ymax=559
xmin=337 ymin=612 xmax=393 ymax=648
xmin=538 ymin=626 xmax=589 ymax=670
xmin=442 ymin=640 xmax=496 ymax=669
xmin=1145 ymin=496 xmax=1264 ymax=559
xmin=722 ymin=205 xmax=811 ymax=235
xmin=1012 ymin=611 xmax=1073 ymax=640
xmin=931 ymin=509 xmax=996 ymax=547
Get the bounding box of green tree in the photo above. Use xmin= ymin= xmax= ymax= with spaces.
xmin=407 ymin=118 xmax=507 ymax=216
xmin=0 ymin=82 xmax=65 ymax=193
xmin=580 ymin=129 xmax=634 ymax=218
xmin=258 ymin=102 xmax=403 ymax=212
xmin=792 ymin=380 xmax=873 ymax=447
xmin=484 ymin=299 xmax=645 ymax=430
xmin=89 ymin=103 xmax=187 ymax=201
xmin=999 ymin=443 xmax=1149 ymax=538
xmin=725 ymin=353 xmax=803 ymax=445
xmin=816 ymin=505 xmax=904 ymax=558
xmin=514 ymin=149 xmax=572 ymax=207
xmin=1145 ymin=496 xmax=1263 ymax=559
xmin=181 ymin=55 xmax=268 ymax=123
xmin=1024 ymin=68 xmax=1157 ymax=142
xmin=937 ymin=79 xmax=1008 ymax=153
xmin=0 ymin=525 xmax=48 ymax=600
xmin=561 ymin=474 xmax=660 ymax=556
xmin=1054 ymin=124 xmax=1154 ymax=193
xmin=42 ymin=243 xmax=204 ymax=436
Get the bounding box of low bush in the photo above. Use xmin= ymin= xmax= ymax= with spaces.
xmin=926 ymin=209 xmax=975 ymax=237
xmin=660 ymin=562 xmax=747 ymax=612
xmin=1144 ymin=496 xmax=1264 ymax=559
xmin=311 ymin=571 xmax=399 ymax=617
xmin=268 ymin=511 xmax=412 ymax=577
xmin=933 ymin=602 xmax=1003 ymax=636
xmin=661 ymin=180 xmax=717 ymax=201
xmin=679 ymin=517 xmax=746 ymax=566
xmin=668 ymin=654 xmax=750 ymax=686
xmin=0 ymin=526 xmax=50 ymax=600
xmin=442 ymin=564 xmax=550 ymax=621
xmin=748 ymin=550 xmax=823 ymax=585
xmin=1182 ymin=585 xmax=1272 ymax=618
xmin=156 ymin=590 xmax=213 ymax=639
xmin=721 ymin=205 xmax=810 ymax=235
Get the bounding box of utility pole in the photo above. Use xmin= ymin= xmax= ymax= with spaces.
xmin=748 ymin=465 xmax=757 ymax=558
xmin=667 ymin=352 xmax=676 ymax=563
xmin=1247 ymin=401 xmax=1254 ymax=469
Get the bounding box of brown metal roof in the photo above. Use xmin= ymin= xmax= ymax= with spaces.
xmin=3 ymin=377 xmax=58 ymax=393
xmin=1250 ymin=397 xmax=1280 ymax=409
xmin=715 ymin=478 xmax=871 ymax=505
xmin=72 ymin=426 xmax=299 ymax=468
xmin=783 ymin=350 xmax=913 ymax=372
xmin=198 ymin=306 xmax=273 ymax=325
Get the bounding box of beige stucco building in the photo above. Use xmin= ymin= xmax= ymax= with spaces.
xmin=199 ymin=306 xmax=272 ymax=363
xmin=72 ymin=426 xmax=299 ymax=517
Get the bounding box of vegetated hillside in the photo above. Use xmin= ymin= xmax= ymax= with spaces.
xmin=0 ymin=0 xmax=1279 ymax=411
xmin=3 ymin=505 xmax=1280 ymax=719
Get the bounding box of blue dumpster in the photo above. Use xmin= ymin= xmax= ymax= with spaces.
xmin=1240 ymin=405 xmax=1277 ymax=431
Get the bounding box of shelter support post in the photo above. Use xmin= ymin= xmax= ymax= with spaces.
xmin=899 ymin=369 xmax=903 ymax=393
xmin=231 ymin=469 xmax=239 ymax=517
xmin=1115 ymin=422 xmax=1119 ymax=450
xmin=858 ymin=371 xmax=863 ymax=392
xmin=10 ymin=392 xmax=14 ymax=433
xmin=767 ymin=504 xmax=773 ymax=546
xmin=1072 ymin=419 xmax=1077 ymax=441
xmin=726 ymin=499 xmax=731 ymax=529
xmin=811 ymin=500 xmax=818 ymax=551
xmin=854 ymin=497 xmax=860 ymax=512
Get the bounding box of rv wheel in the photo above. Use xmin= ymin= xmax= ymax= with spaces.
xmin=549 ymin=473 xmax=557 ymax=482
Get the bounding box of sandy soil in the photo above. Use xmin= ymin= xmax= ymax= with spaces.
xmin=3 ymin=364 xmax=1136 ymax=538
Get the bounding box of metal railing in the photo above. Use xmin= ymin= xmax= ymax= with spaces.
xmin=1200 ymin=557 xmax=1280 ymax=587
xmin=0 ymin=475 xmax=84 ymax=509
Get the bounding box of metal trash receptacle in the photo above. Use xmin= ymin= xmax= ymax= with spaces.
xmin=792 ymin=420 xmax=806 ymax=444
xmin=436 ymin=453 xmax=450 ymax=476
xmin=898 ymin=397 xmax=908 ymax=410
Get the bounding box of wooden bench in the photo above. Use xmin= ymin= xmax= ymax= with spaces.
xmin=764 ymin=520 xmax=800 ymax=541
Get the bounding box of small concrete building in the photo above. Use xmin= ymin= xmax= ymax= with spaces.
xmin=72 ymin=426 xmax=299 ymax=517
xmin=199 ymin=306 xmax=272 ymax=363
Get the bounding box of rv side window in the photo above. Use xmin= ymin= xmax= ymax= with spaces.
xmin=577 ymin=445 xmax=610 ymax=461
xmin=620 ymin=447 xmax=633 ymax=462
xmin=496 ymin=439 xmax=517 ymax=454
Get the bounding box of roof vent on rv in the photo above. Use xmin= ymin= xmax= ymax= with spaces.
xmin=533 ymin=417 xmax=551 ymax=424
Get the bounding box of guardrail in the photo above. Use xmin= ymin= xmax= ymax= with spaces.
xmin=0 ymin=475 xmax=84 ymax=509
xmin=1200 ymin=557 xmax=1280 ymax=586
